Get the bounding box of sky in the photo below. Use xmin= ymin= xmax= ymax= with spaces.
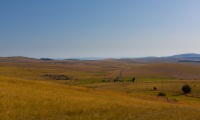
xmin=0 ymin=0 xmax=200 ymax=58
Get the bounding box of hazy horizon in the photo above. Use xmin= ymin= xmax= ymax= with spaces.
xmin=2 ymin=53 xmax=200 ymax=60
xmin=1 ymin=0 xmax=200 ymax=58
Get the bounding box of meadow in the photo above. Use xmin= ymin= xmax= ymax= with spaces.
xmin=1 ymin=57 xmax=200 ymax=120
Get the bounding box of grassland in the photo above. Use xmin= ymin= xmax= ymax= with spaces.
xmin=1 ymin=57 xmax=200 ymax=120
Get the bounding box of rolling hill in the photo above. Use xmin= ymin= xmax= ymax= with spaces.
xmin=1 ymin=56 xmax=200 ymax=119
xmin=1 ymin=55 xmax=200 ymax=81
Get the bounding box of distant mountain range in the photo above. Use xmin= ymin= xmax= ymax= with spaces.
xmin=1 ymin=53 xmax=200 ymax=63
xmin=62 ymin=53 xmax=200 ymax=61
xmin=64 ymin=57 xmax=108 ymax=60
xmin=170 ymin=53 xmax=200 ymax=59
xmin=38 ymin=53 xmax=200 ymax=62
xmin=131 ymin=53 xmax=200 ymax=63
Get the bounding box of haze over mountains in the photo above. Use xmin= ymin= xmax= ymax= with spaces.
xmin=136 ymin=53 xmax=200 ymax=63
xmin=170 ymin=53 xmax=200 ymax=59
xmin=56 ymin=53 xmax=200 ymax=61
xmin=1 ymin=53 xmax=200 ymax=62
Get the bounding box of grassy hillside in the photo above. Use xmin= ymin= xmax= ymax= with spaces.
xmin=1 ymin=57 xmax=200 ymax=119
xmin=1 ymin=76 xmax=200 ymax=120
xmin=1 ymin=57 xmax=200 ymax=82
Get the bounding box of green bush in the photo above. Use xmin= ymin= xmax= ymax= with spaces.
xmin=101 ymin=79 xmax=106 ymax=82
xmin=182 ymin=84 xmax=191 ymax=94
xmin=157 ymin=92 xmax=166 ymax=96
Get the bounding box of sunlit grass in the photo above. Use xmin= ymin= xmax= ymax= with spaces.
xmin=1 ymin=59 xmax=200 ymax=119
xmin=1 ymin=76 xmax=200 ymax=120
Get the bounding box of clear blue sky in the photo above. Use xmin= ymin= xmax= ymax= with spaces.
xmin=0 ymin=0 xmax=200 ymax=58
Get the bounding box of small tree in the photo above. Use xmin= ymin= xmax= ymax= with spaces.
xmin=153 ymin=87 xmax=157 ymax=90
xmin=182 ymin=84 xmax=191 ymax=94
xmin=157 ymin=92 xmax=166 ymax=96
xmin=132 ymin=77 xmax=135 ymax=82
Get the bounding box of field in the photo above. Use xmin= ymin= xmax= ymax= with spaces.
xmin=1 ymin=57 xmax=200 ymax=120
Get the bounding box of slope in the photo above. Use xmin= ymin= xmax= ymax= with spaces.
xmin=1 ymin=76 xmax=200 ymax=120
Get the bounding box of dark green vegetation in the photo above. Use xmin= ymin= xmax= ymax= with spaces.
xmin=182 ymin=84 xmax=192 ymax=94
xmin=1 ymin=56 xmax=200 ymax=120
xmin=158 ymin=92 xmax=166 ymax=97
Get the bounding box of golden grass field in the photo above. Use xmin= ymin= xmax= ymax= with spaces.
xmin=1 ymin=57 xmax=200 ymax=120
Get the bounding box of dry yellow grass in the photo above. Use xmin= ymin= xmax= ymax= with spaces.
xmin=1 ymin=76 xmax=200 ymax=120
xmin=1 ymin=57 xmax=200 ymax=82
xmin=1 ymin=58 xmax=200 ymax=119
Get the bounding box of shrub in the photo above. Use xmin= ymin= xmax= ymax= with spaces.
xmin=153 ymin=87 xmax=157 ymax=90
xmin=182 ymin=84 xmax=191 ymax=94
xmin=101 ymin=79 xmax=105 ymax=82
xmin=157 ymin=92 xmax=166 ymax=96
xmin=132 ymin=77 xmax=135 ymax=82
